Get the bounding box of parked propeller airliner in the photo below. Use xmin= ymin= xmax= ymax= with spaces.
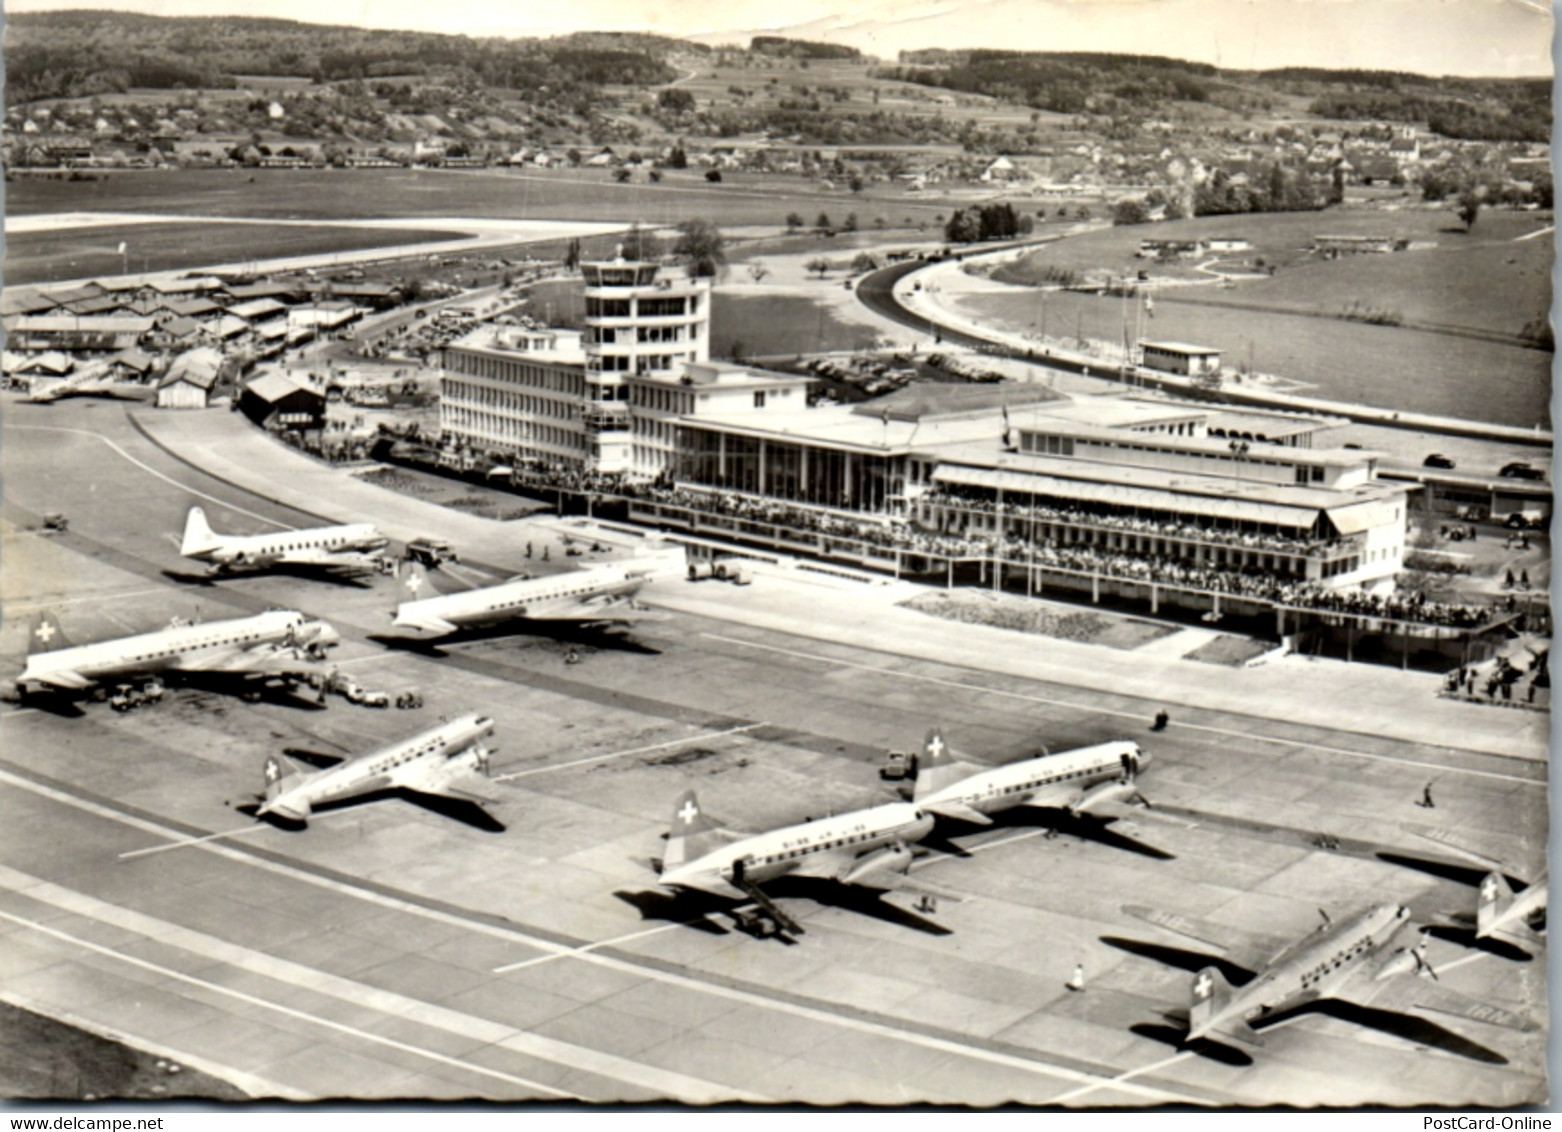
xmin=390 ymin=550 xmax=680 ymax=635
xmin=180 ymin=506 xmax=389 ymax=575
xmin=655 ymin=788 xmax=936 ymax=937
xmin=15 ymin=609 xmax=339 ymax=697
xmin=912 ymin=727 xmax=1150 ymax=824
xmin=257 ymin=712 xmax=499 ymax=826
xmin=1123 ymin=903 xmax=1537 ymax=1051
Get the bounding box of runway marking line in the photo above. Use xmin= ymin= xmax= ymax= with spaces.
xmin=492 ymin=722 xmax=766 ymax=782
xmin=702 ymin=633 xmax=1543 ymax=786
xmin=118 ymin=809 xmax=354 ymax=860
xmin=0 ymin=903 xmax=577 ymax=1101
xmin=0 ymin=765 xmax=1203 ymax=1105
xmin=3 ymin=423 xmax=289 ymax=531
xmin=494 ymin=922 xmax=687 ymax=974
xmin=0 ymin=863 xmax=754 ymax=1105
xmin=1047 ymin=1049 xmax=1195 ymax=1106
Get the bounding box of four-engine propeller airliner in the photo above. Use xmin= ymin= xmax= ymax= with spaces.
xmin=257 ymin=712 xmax=500 ymax=826
xmin=14 ymin=609 xmax=340 ymax=697
xmin=390 ymin=552 xmax=678 ymax=635
xmin=912 ymin=727 xmax=1150 ymax=825
xmin=1123 ymin=903 xmax=1537 ymax=1050
xmin=655 ymin=788 xmax=936 ymax=936
xmin=180 ymin=506 xmax=389 ymax=576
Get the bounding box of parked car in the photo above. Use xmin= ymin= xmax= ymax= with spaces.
xmin=1499 ymin=462 xmax=1547 ymax=481
xmin=1422 ymin=453 xmax=1456 ymax=470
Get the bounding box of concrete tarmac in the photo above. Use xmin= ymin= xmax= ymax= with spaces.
xmin=0 ymin=398 xmax=1546 ymax=1105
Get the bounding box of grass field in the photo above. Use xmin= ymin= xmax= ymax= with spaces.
xmin=1 ymin=1002 xmax=248 ymax=1100
xmin=5 ymin=165 xmax=967 ymax=227
xmin=971 ymin=204 xmax=1554 ymax=428
xmin=994 ymin=205 xmax=1554 ymax=338
xmin=955 ymin=281 xmax=1552 ymax=428
xmin=4 ymin=221 xmax=462 ymax=285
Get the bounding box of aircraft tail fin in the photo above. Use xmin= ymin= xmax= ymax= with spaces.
xmin=262 ymin=753 xmax=307 ymax=804
xmin=180 ymin=506 xmax=222 ymax=557
xmin=1477 ymin=871 xmax=1517 ymax=939
xmin=398 ymin=560 xmax=442 ymax=601
xmin=27 ymin=611 xmax=72 ymax=654
xmin=661 ymin=789 xmax=724 ymax=873
xmin=912 ymin=728 xmax=967 ymax=801
xmin=1188 ymin=966 xmax=1262 ymax=1047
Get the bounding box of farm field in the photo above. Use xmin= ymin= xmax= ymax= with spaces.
xmin=3 ymin=220 xmax=460 ymax=285
xmin=5 ymin=165 xmax=964 ymax=226
xmin=994 ymin=205 xmax=1554 ymax=341
xmin=952 ymin=281 xmax=1552 ymax=429
xmin=970 ymin=204 xmax=1554 ymax=428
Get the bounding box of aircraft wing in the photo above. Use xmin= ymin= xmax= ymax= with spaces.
xmin=391 ymin=759 xmax=503 ymax=806
xmin=1354 ymin=973 xmax=1539 ymax=1033
xmin=1122 ymin=904 xmax=1287 ymax=970
xmin=525 ymin=593 xmax=663 ymax=623
xmin=177 ymin=643 xmax=324 ymax=676
xmin=795 ymin=843 xmax=919 ymax=891
xmin=920 ymin=799 xmax=993 ymax=825
xmin=277 ymin=549 xmax=380 ymax=571
xmin=394 ymin=609 xmax=461 ymax=635
xmin=30 ymin=668 xmax=92 ymax=691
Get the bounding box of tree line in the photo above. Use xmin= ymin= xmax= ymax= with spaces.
xmin=4 ymin=12 xmax=676 ymax=104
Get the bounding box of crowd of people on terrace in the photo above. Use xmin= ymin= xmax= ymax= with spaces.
xmin=482 ymin=461 xmax=1491 ymax=629
xmin=1270 ymin=584 xmax=1491 ymax=628
xmin=921 ymin=489 xmax=1338 ymax=555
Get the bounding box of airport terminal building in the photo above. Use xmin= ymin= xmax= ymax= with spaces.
xmin=634 ymin=385 xmax=1411 ymax=597
xmin=437 ymin=259 xmax=1422 ymax=627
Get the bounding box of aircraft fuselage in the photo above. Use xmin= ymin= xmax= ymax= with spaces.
xmin=662 ymin=802 xmax=933 ymax=897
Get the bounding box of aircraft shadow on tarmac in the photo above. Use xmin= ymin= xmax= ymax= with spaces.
xmin=1376 ymin=851 xmax=1524 ymax=891
xmin=1104 ymin=937 xmax=1511 ymax=1065
xmin=235 ymin=790 xmax=506 ymax=832
xmin=13 ymin=675 xmax=325 ymax=716
xmin=928 ymin=811 xmax=1173 ymax=861
xmin=181 ymin=674 xmax=330 ymax=711
xmin=614 ymin=875 xmax=951 ymax=940
xmin=1100 ymin=936 xmax=1254 ymax=987
xmin=613 ymin=887 xmax=759 ymax=939
xmin=1422 ymin=923 xmax=1537 ymax=963
xmin=159 ymin=567 xmax=378 ymax=590
xmin=1128 ymin=1022 xmax=1254 ymax=1067
xmin=10 ymin=692 xmax=86 ymax=718
xmin=368 ymin=622 xmax=662 ymax=658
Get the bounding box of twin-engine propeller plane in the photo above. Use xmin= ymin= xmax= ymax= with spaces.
xmin=1120 ymin=903 xmax=1537 ymax=1054
xmin=180 ymin=506 xmax=389 ymax=576
xmin=651 ymin=789 xmax=939 ymax=938
xmin=14 ymin=609 xmax=339 ymax=700
xmin=255 ymin=712 xmax=501 ymax=828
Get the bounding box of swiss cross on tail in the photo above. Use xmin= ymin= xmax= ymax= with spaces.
xmin=678 ymin=798 xmax=700 ymax=826
xmin=403 ymin=567 xmax=425 ymax=597
xmin=29 ymin=612 xmax=70 ymax=653
xmin=1194 ymin=970 xmax=1214 ymax=1001
xmin=1481 ymin=874 xmax=1501 ymax=902
xmin=924 ymin=729 xmax=948 ymax=765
